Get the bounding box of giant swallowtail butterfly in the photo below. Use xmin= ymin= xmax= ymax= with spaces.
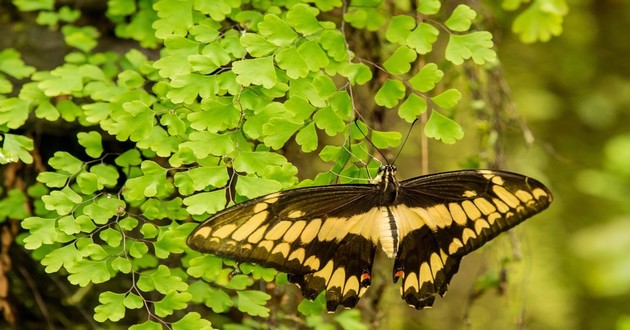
xmin=187 ymin=165 xmax=552 ymax=311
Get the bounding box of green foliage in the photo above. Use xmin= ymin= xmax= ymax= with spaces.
xmin=1 ymin=0 xmax=568 ymax=328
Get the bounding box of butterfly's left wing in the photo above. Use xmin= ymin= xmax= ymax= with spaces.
xmin=187 ymin=184 xmax=384 ymax=311
xmin=392 ymin=170 xmax=552 ymax=309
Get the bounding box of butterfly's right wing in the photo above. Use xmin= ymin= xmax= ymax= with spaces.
xmin=188 ymin=183 xmax=383 ymax=310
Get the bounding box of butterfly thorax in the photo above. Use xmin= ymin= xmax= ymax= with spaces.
xmin=373 ymin=165 xmax=400 ymax=205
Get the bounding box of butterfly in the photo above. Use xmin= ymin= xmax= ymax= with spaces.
xmin=187 ymin=165 xmax=552 ymax=311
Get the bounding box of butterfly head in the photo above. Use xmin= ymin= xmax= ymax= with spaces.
xmin=373 ymin=165 xmax=399 ymax=202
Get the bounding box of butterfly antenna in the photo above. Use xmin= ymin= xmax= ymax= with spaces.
xmin=392 ymin=118 xmax=418 ymax=164
xmin=353 ymin=120 xmax=389 ymax=165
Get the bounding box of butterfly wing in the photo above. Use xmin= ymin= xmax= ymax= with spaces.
xmin=187 ymin=184 xmax=384 ymax=311
xmin=392 ymin=170 xmax=552 ymax=309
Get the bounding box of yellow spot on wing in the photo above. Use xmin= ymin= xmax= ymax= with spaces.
xmin=258 ymin=240 xmax=274 ymax=252
xmin=316 ymin=260 xmax=335 ymax=282
xmin=491 ymin=175 xmax=504 ymax=185
xmin=493 ymin=198 xmax=510 ymax=213
xmin=288 ymin=248 xmax=306 ymax=264
xmin=264 ymin=192 xmax=280 ymax=204
xmin=448 ymin=239 xmax=463 ymax=254
xmin=474 ymin=198 xmax=496 ymax=215
xmin=300 ymin=219 xmax=322 ymax=244
xmin=343 ymin=276 xmax=360 ymax=295
xmin=428 ymin=204 xmax=452 ymax=228
xmin=532 ymin=188 xmax=548 ymax=200
xmin=462 ymin=228 xmax=476 ymax=245
xmin=287 ymin=210 xmax=305 ymax=218
xmin=515 ymin=190 xmax=534 ymax=203
xmin=328 ymin=267 xmax=346 ymax=289
xmin=265 ymin=221 xmax=292 ymax=240
xmin=449 ymin=203 xmax=468 ymax=225
xmin=487 ymin=212 xmax=501 ymax=225
xmin=493 ymin=185 xmax=520 ymax=208
xmin=404 ymin=272 xmax=418 ymax=291
xmin=303 ymin=255 xmax=320 ymax=271
xmin=419 ymin=262 xmax=432 ymax=283
xmin=463 ymin=190 xmax=478 ymax=198
xmin=283 ymin=221 xmax=306 ymax=243
xmin=253 ymin=202 xmax=268 ymax=213
xmin=271 ymin=242 xmax=290 ymax=257
xmin=461 ymin=200 xmax=481 ymax=220
xmin=211 ymin=224 xmax=238 ymax=239
xmin=194 ymin=227 xmax=211 ymax=239
xmin=247 ymin=224 xmax=268 ymax=243
xmin=430 ymin=253 xmax=443 ymax=277
xmin=232 ymin=211 xmax=268 ymax=241
xmin=474 ymin=219 xmax=490 ymax=235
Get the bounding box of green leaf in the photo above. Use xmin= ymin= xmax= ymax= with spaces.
xmin=334 ymin=309 xmax=368 ymax=330
xmin=297 ymin=40 xmax=329 ymax=72
xmin=76 ymin=172 xmax=99 ymax=194
xmin=431 ymin=89 xmax=462 ymax=109
xmin=34 ymin=101 xmax=60 ymax=121
xmin=117 ymin=69 xmax=144 ymax=89
xmin=94 ymin=292 xmax=126 ymax=322
xmin=313 ymin=106 xmax=344 ymax=136
xmin=241 ymin=33 xmax=277 ymax=57
xmin=512 ymin=0 xmax=568 ymax=43
xmin=37 ymin=171 xmax=68 ymax=188
xmin=417 ymin=0 xmax=441 ymax=15
xmin=172 ymin=313 xmax=212 ymax=330
xmin=386 ymin=15 xmax=416 ymax=44
xmin=180 ymin=131 xmax=235 ymax=158
xmin=233 ymin=151 xmax=288 ymax=175
xmin=406 ymin=23 xmax=439 ymax=54
xmin=344 ymin=7 xmax=387 ymax=31
xmin=0 ymin=98 xmax=30 ymax=129
xmin=154 ymin=290 xmax=192 ymax=317
xmin=295 ymin=122 xmax=318 ymax=152
xmin=445 ymin=32 xmax=497 ymax=65
xmin=154 ymin=224 xmax=194 ymax=258
xmin=374 ymin=79 xmax=406 ymax=108
xmin=298 ymin=291 xmax=327 ymax=316
xmin=83 ymin=197 xmax=125 ymax=225
xmin=100 ymin=228 xmax=123 ymax=247
xmin=0 ymin=49 xmax=36 ymax=78
xmin=258 ymin=14 xmax=297 ymax=46
xmin=111 ymin=257 xmax=132 ymax=273
xmin=77 ymin=131 xmax=103 ymax=158
xmin=153 ymin=0 xmax=193 ymax=38
xmin=115 ymin=149 xmax=142 ymax=167
xmin=445 ymin=5 xmax=477 ymax=32
xmin=193 ymin=0 xmax=239 ymax=21
xmin=408 ymin=63 xmax=444 ymax=92
xmin=236 ymin=290 xmax=271 ymax=317
xmin=262 ymin=119 xmax=302 ymax=149
xmin=106 ymin=100 xmax=155 ymax=142
xmin=124 ymin=293 xmax=144 ymax=309
xmin=183 ymin=190 xmax=227 ymax=215
xmin=318 ymin=30 xmax=347 ymax=62
xmin=424 ymin=111 xmax=464 ymax=144
xmin=41 ymin=244 xmax=80 ymax=273
xmin=123 ymin=161 xmax=168 ymax=201
xmin=340 ymin=63 xmax=372 ymax=85
xmin=239 ymin=263 xmax=277 ymax=282
xmin=235 ymin=175 xmax=282 ymax=199
xmin=176 ymin=166 xmax=229 ymax=193
xmin=398 ymin=94 xmax=427 ymax=123
xmin=1 ymin=133 xmax=34 ymax=164
xmin=61 ymin=25 xmax=99 ymax=52
xmin=275 ymin=46 xmax=309 ymax=79
xmin=189 ymin=97 xmax=240 ymax=133
xmin=233 ymin=57 xmax=277 ymax=89
xmin=67 ymin=259 xmax=114 ymax=286
xmin=371 ymin=130 xmax=402 ymax=149
xmin=129 ymin=321 xmax=162 ymax=330
xmin=287 ymin=4 xmax=322 ymax=35
xmin=383 ymin=46 xmax=417 ymax=75
xmin=42 ymin=186 xmax=82 ymax=215
xmin=48 ymin=151 xmax=83 ymax=174
xmin=137 ymin=265 xmax=188 ymax=294
xmin=21 ymin=217 xmax=57 ymax=249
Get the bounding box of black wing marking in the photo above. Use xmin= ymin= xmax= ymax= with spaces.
xmin=393 ymin=169 xmax=552 ymax=309
xmin=187 ymin=184 xmax=382 ymax=310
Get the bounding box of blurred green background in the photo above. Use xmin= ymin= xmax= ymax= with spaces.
xmin=394 ymin=1 xmax=630 ymax=329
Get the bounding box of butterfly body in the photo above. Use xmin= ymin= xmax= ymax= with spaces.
xmin=188 ymin=165 xmax=552 ymax=311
